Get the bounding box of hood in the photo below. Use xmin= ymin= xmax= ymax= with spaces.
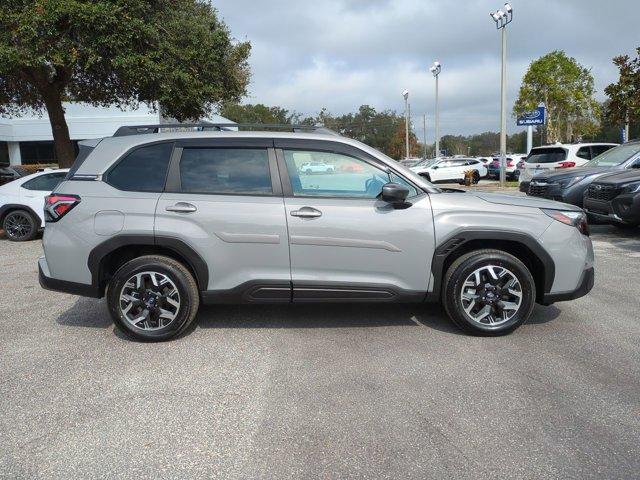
xmin=467 ymin=191 xmax=582 ymax=211
xmin=531 ymin=167 xmax=614 ymax=182
xmin=592 ymin=169 xmax=640 ymax=186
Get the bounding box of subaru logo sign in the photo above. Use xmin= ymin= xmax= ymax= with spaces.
xmin=517 ymin=106 xmax=546 ymax=126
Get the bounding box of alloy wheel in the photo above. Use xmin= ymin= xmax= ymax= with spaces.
xmin=119 ymin=271 xmax=181 ymax=331
xmin=4 ymin=212 xmax=33 ymax=240
xmin=459 ymin=265 xmax=523 ymax=326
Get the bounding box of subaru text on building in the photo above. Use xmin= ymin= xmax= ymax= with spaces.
xmin=39 ymin=125 xmax=594 ymax=341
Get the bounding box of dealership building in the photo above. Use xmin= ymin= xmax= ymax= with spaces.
xmin=0 ymin=103 xmax=234 ymax=166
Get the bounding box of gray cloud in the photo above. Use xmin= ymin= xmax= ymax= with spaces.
xmin=214 ymin=0 xmax=638 ymax=139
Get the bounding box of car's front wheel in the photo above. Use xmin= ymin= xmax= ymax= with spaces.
xmin=3 ymin=209 xmax=39 ymax=241
xmin=107 ymin=255 xmax=200 ymax=341
xmin=442 ymin=249 xmax=536 ymax=336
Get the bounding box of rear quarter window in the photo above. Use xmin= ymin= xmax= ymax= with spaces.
xmin=106 ymin=142 xmax=174 ymax=192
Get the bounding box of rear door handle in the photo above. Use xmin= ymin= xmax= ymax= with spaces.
xmin=166 ymin=202 xmax=197 ymax=213
xmin=290 ymin=207 xmax=322 ymax=218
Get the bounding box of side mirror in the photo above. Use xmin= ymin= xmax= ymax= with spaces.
xmin=432 ymin=165 xmax=439 ymax=170
xmin=381 ymin=182 xmax=409 ymax=205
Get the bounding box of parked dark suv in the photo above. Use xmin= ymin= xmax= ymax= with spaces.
xmin=583 ymin=170 xmax=640 ymax=229
xmin=525 ymin=142 xmax=640 ymax=207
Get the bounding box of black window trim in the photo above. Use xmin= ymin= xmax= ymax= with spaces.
xmin=165 ymin=143 xmax=281 ymax=197
xmin=104 ymin=140 xmax=176 ymax=193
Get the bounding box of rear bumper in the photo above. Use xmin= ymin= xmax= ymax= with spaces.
xmin=38 ymin=256 xmax=102 ymax=298
xmin=541 ymin=267 xmax=594 ymax=305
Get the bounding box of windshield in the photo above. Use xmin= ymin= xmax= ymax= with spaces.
xmin=526 ymin=147 xmax=567 ymax=164
xmin=584 ymin=143 xmax=640 ymax=168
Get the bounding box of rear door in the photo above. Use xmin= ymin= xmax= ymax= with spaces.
xmin=155 ymin=139 xmax=291 ymax=299
xmin=275 ymin=139 xmax=435 ymax=300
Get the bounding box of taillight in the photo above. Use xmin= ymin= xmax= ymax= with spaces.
xmin=44 ymin=194 xmax=80 ymax=222
xmin=517 ymin=161 xmax=525 ymax=169
xmin=507 ymin=159 xmax=514 ymax=167
xmin=556 ymin=161 xmax=576 ymax=169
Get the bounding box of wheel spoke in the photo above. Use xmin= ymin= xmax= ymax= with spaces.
xmin=119 ymin=271 xmax=181 ymax=331
xmin=459 ymin=264 xmax=524 ymax=327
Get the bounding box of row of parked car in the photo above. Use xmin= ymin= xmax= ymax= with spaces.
xmin=521 ymin=141 xmax=640 ymax=229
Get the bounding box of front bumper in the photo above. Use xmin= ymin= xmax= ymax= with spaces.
xmin=38 ymin=256 xmax=102 ymax=298
xmin=583 ymin=195 xmax=640 ymax=225
xmin=541 ymin=267 xmax=594 ymax=305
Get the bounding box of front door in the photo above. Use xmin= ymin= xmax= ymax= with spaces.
xmin=155 ymin=141 xmax=291 ymax=300
xmin=275 ymin=141 xmax=436 ymax=301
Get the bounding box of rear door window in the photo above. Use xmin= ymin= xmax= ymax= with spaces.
xmin=526 ymin=148 xmax=567 ymax=164
xmin=576 ymin=147 xmax=591 ymax=160
xmin=107 ymin=142 xmax=173 ymax=192
xmin=179 ymin=148 xmax=272 ymax=195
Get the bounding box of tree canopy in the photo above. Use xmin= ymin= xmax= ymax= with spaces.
xmin=513 ymin=50 xmax=600 ymax=143
xmin=0 ymin=0 xmax=251 ymax=166
xmin=604 ymin=47 xmax=640 ymax=131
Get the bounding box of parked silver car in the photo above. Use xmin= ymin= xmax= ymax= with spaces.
xmin=39 ymin=125 xmax=594 ymax=341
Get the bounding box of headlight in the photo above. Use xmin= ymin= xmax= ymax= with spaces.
xmin=559 ymin=176 xmax=584 ymax=189
xmin=621 ymin=181 xmax=640 ymax=193
xmin=542 ymin=209 xmax=589 ymax=236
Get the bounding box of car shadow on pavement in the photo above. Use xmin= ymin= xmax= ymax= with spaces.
xmin=526 ymin=304 xmax=562 ymax=324
xmin=197 ymin=303 xmax=466 ymax=336
xmin=55 ymin=297 xmax=112 ymax=329
xmin=54 ymin=298 xmax=563 ymax=339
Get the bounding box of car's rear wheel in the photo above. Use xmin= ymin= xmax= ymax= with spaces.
xmin=472 ymin=171 xmax=480 ymax=184
xmin=3 ymin=209 xmax=39 ymax=241
xmin=107 ymin=255 xmax=200 ymax=341
xmin=443 ymin=249 xmax=536 ymax=336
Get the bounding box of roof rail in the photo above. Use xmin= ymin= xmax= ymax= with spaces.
xmin=112 ymin=123 xmax=339 ymax=137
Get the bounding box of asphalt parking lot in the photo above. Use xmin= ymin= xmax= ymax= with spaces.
xmin=1 ymin=226 xmax=639 ymax=479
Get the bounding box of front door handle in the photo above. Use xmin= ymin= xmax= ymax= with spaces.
xmin=290 ymin=207 xmax=322 ymax=218
xmin=166 ymin=202 xmax=197 ymax=213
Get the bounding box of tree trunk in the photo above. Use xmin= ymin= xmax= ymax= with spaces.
xmin=40 ymin=88 xmax=75 ymax=168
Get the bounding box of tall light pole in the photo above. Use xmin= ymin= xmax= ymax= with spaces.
xmin=429 ymin=61 xmax=441 ymax=158
xmin=490 ymin=3 xmax=513 ymax=188
xmin=402 ymin=90 xmax=409 ymax=159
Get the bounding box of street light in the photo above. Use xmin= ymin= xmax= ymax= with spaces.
xmin=429 ymin=61 xmax=441 ymax=159
xmin=402 ymin=89 xmax=409 ymax=159
xmin=489 ymin=3 xmax=513 ymax=188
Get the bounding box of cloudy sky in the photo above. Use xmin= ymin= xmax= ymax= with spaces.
xmin=214 ymin=0 xmax=638 ymax=140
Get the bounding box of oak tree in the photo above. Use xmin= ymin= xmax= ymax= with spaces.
xmin=0 ymin=0 xmax=250 ymax=166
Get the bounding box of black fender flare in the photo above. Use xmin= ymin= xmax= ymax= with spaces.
xmin=429 ymin=229 xmax=555 ymax=300
xmin=0 ymin=203 xmax=41 ymax=225
xmin=87 ymin=235 xmax=209 ymax=293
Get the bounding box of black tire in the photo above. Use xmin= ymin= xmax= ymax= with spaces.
xmin=107 ymin=255 xmax=200 ymax=342
xmin=472 ymin=171 xmax=480 ymax=184
xmin=2 ymin=209 xmax=39 ymax=241
xmin=442 ymin=249 xmax=536 ymax=336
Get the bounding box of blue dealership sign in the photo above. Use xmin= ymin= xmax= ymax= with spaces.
xmin=517 ymin=106 xmax=546 ymax=126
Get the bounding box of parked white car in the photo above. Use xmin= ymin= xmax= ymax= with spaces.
xmin=519 ymin=143 xmax=617 ymax=184
xmin=299 ymin=161 xmax=335 ymax=174
xmin=0 ymin=168 xmax=68 ymax=241
xmin=412 ymin=158 xmax=487 ymax=183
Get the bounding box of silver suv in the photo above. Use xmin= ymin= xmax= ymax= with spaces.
xmin=39 ymin=125 xmax=594 ymax=341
